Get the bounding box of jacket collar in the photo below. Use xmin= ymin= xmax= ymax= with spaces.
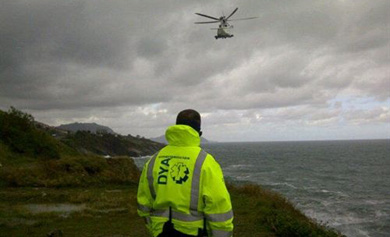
xmin=165 ymin=125 xmax=200 ymax=147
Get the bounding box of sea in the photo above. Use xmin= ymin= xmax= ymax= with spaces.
xmin=133 ymin=139 xmax=390 ymax=237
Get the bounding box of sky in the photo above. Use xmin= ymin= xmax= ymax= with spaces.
xmin=1 ymin=0 xmax=389 ymax=142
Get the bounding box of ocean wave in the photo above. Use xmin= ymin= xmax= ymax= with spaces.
xmin=224 ymin=164 xmax=253 ymax=171
xmin=304 ymin=208 xmax=370 ymax=226
xmin=205 ymin=140 xmax=390 ymax=237
xmin=301 ymin=186 xmax=350 ymax=198
xmin=375 ymin=210 xmax=389 ymax=218
xmin=365 ymin=199 xmax=387 ymax=205
xmin=235 ymin=175 xmax=252 ymax=181
xmin=319 ymin=189 xmax=350 ymax=197
xmin=264 ymin=182 xmax=298 ymax=189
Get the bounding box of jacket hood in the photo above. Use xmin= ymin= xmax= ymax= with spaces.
xmin=165 ymin=125 xmax=200 ymax=147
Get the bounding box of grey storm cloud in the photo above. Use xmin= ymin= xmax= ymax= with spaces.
xmin=0 ymin=0 xmax=388 ymax=140
xmin=1 ymin=1 xmax=128 ymax=68
xmin=0 ymin=0 xmax=177 ymax=109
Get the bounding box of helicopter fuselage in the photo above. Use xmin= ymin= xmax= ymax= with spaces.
xmin=215 ymin=24 xmax=234 ymax=39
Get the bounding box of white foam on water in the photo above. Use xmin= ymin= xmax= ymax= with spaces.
xmin=224 ymin=164 xmax=252 ymax=171
xmin=320 ymin=189 xmax=350 ymax=198
xmin=132 ymin=155 xmax=152 ymax=168
xmin=301 ymin=186 xmax=350 ymax=198
xmin=365 ymin=199 xmax=387 ymax=205
xmin=203 ymin=140 xmax=390 ymax=237
xmin=375 ymin=210 xmax=387 ymax=218
xmin=133 ymin=155 xmax=152 ymax=160
xmin=265 ymin=182 xmax=298 ymax=189
xmin=235 ymin=175 xmax=251 ymax=181
xmin=303 ymin=207 xmax=375 ymax=237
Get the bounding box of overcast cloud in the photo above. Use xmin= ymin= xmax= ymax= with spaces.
xmin=1 ymin=0 xmax=389 ymax=141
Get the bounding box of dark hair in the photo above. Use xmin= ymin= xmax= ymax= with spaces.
xmin=176 ymin=109 xmax=202 ymax=135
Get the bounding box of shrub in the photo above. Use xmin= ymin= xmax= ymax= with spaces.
xmin=103 ymin=157 xmax=141 ymax=183
xmin=228 ymin=184 xmax=343 ymax=237
xmin=0 ymin=107 xmax=60 ymax=159
xmin=0 ymin=154 xmax=141 ymax=188
xmin=0 ymin=166 xmax=44 ymax=187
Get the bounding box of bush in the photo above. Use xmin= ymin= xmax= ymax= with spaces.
xmin=0 ymin=154 xmax=141 ymax=188
xmin=228 ymin=184 xmax=343 ymax=237
xmin=0 ymin=107 xmax=60 ymax=159
xmin=102 ymin=157 xmax=141 ymax=183
xmin=0 ymin=166 xmax=44 ymax=187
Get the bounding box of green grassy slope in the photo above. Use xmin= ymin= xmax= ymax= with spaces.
xmin=0 ymin=108 xmax=343 ymax=236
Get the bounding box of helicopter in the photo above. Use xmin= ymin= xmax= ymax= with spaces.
xmin=195 ymin=7 xmax=257 ymax=39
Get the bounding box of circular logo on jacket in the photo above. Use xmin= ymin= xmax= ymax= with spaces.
xmin=170 ymin=163 xmax=189 ymax=184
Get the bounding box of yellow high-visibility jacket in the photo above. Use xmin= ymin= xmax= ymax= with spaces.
xmin=137 ymin=125 xmax=233 ymax=237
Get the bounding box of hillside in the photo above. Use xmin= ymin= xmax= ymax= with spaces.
xmin=61 ymin=131 xmax=164 ymax=157
xmin=1 ymin=107 xmax=164 ymax=162
xmin=57 ymin=122 xmax=116 ymax=134
xmin=33 ymin=113 xmax=164 ymax=157
xmin=0 ymin=107 xmax=144 ymax=188
xmin=0 ymin=107 xmax=343 ymax=237
xmin=0 ymin=107 xmax=70 ymax=160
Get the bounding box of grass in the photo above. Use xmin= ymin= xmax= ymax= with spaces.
xmin=0 ymin=150 xmax=343 ymax=237
xmin=0 ymin=185 xmax=148 ymax=237
xmin=0 ymin=152 xmax=140 ymax=188
xmin=0 ymin=152 xmax=343 ymax=236
xmin=0 ymin=183 xmax=343 ymax=237
xmin=0 ymin=110 xmax=343 ymax=237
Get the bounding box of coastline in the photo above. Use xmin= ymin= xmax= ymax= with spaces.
xmin=0 ymin=156 xmax=343 ymax=236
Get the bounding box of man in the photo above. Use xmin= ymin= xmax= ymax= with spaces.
xmin=137 ymin=109 xmax=233 ymax=237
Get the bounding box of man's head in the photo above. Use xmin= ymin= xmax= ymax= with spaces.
xmin=176 ymin=109 xmax=202 ymax=136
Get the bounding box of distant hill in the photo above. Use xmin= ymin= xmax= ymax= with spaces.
xmin=150 ymin=135 xmax=215 ymax=144
xmin=62 ymin=131 xmax=164 ymax=157
xmin=0 ymin=108 xmax=164 ymax=158
xmin=57 ymin=122 xmax=116 ymax=134
xmin=55 ymin=122 xmax=164 ymax=156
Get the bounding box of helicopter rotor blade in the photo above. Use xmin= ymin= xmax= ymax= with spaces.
xmin=228 ymin=17 xmax=258 ymax=22
xmin=195 ymin=13 xmax=220 ymax=21
xmin=194 ymin=20 xmax=220 ymax=24
xmin=226 ymin=7 xmax=238 ymax=20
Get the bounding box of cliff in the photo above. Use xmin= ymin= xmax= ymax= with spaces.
xmin=0 ymin=108 xmax=343 ymax=236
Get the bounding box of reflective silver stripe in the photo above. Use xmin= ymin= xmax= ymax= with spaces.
xmin=190 ymin=149 xmax=208 ymax=212
xmin=211 ymin=229 xmax=232 ymax=237
xmin=146 ymin=150 xmax=207 ymax=223
xmin=147 ymin=153 xmax=158 ymax=200
xmin=173 ymin=210 xmax=203 ymax=222
xmin=137 ymin=203 xmax=152 ymax=213
xmin=151 ymin=209 xmax=203 ymax=222
xmin=205 ymin=210 xmax=234 ymax=222
xmin=152 ymin=209 xmax=169 ymax=218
